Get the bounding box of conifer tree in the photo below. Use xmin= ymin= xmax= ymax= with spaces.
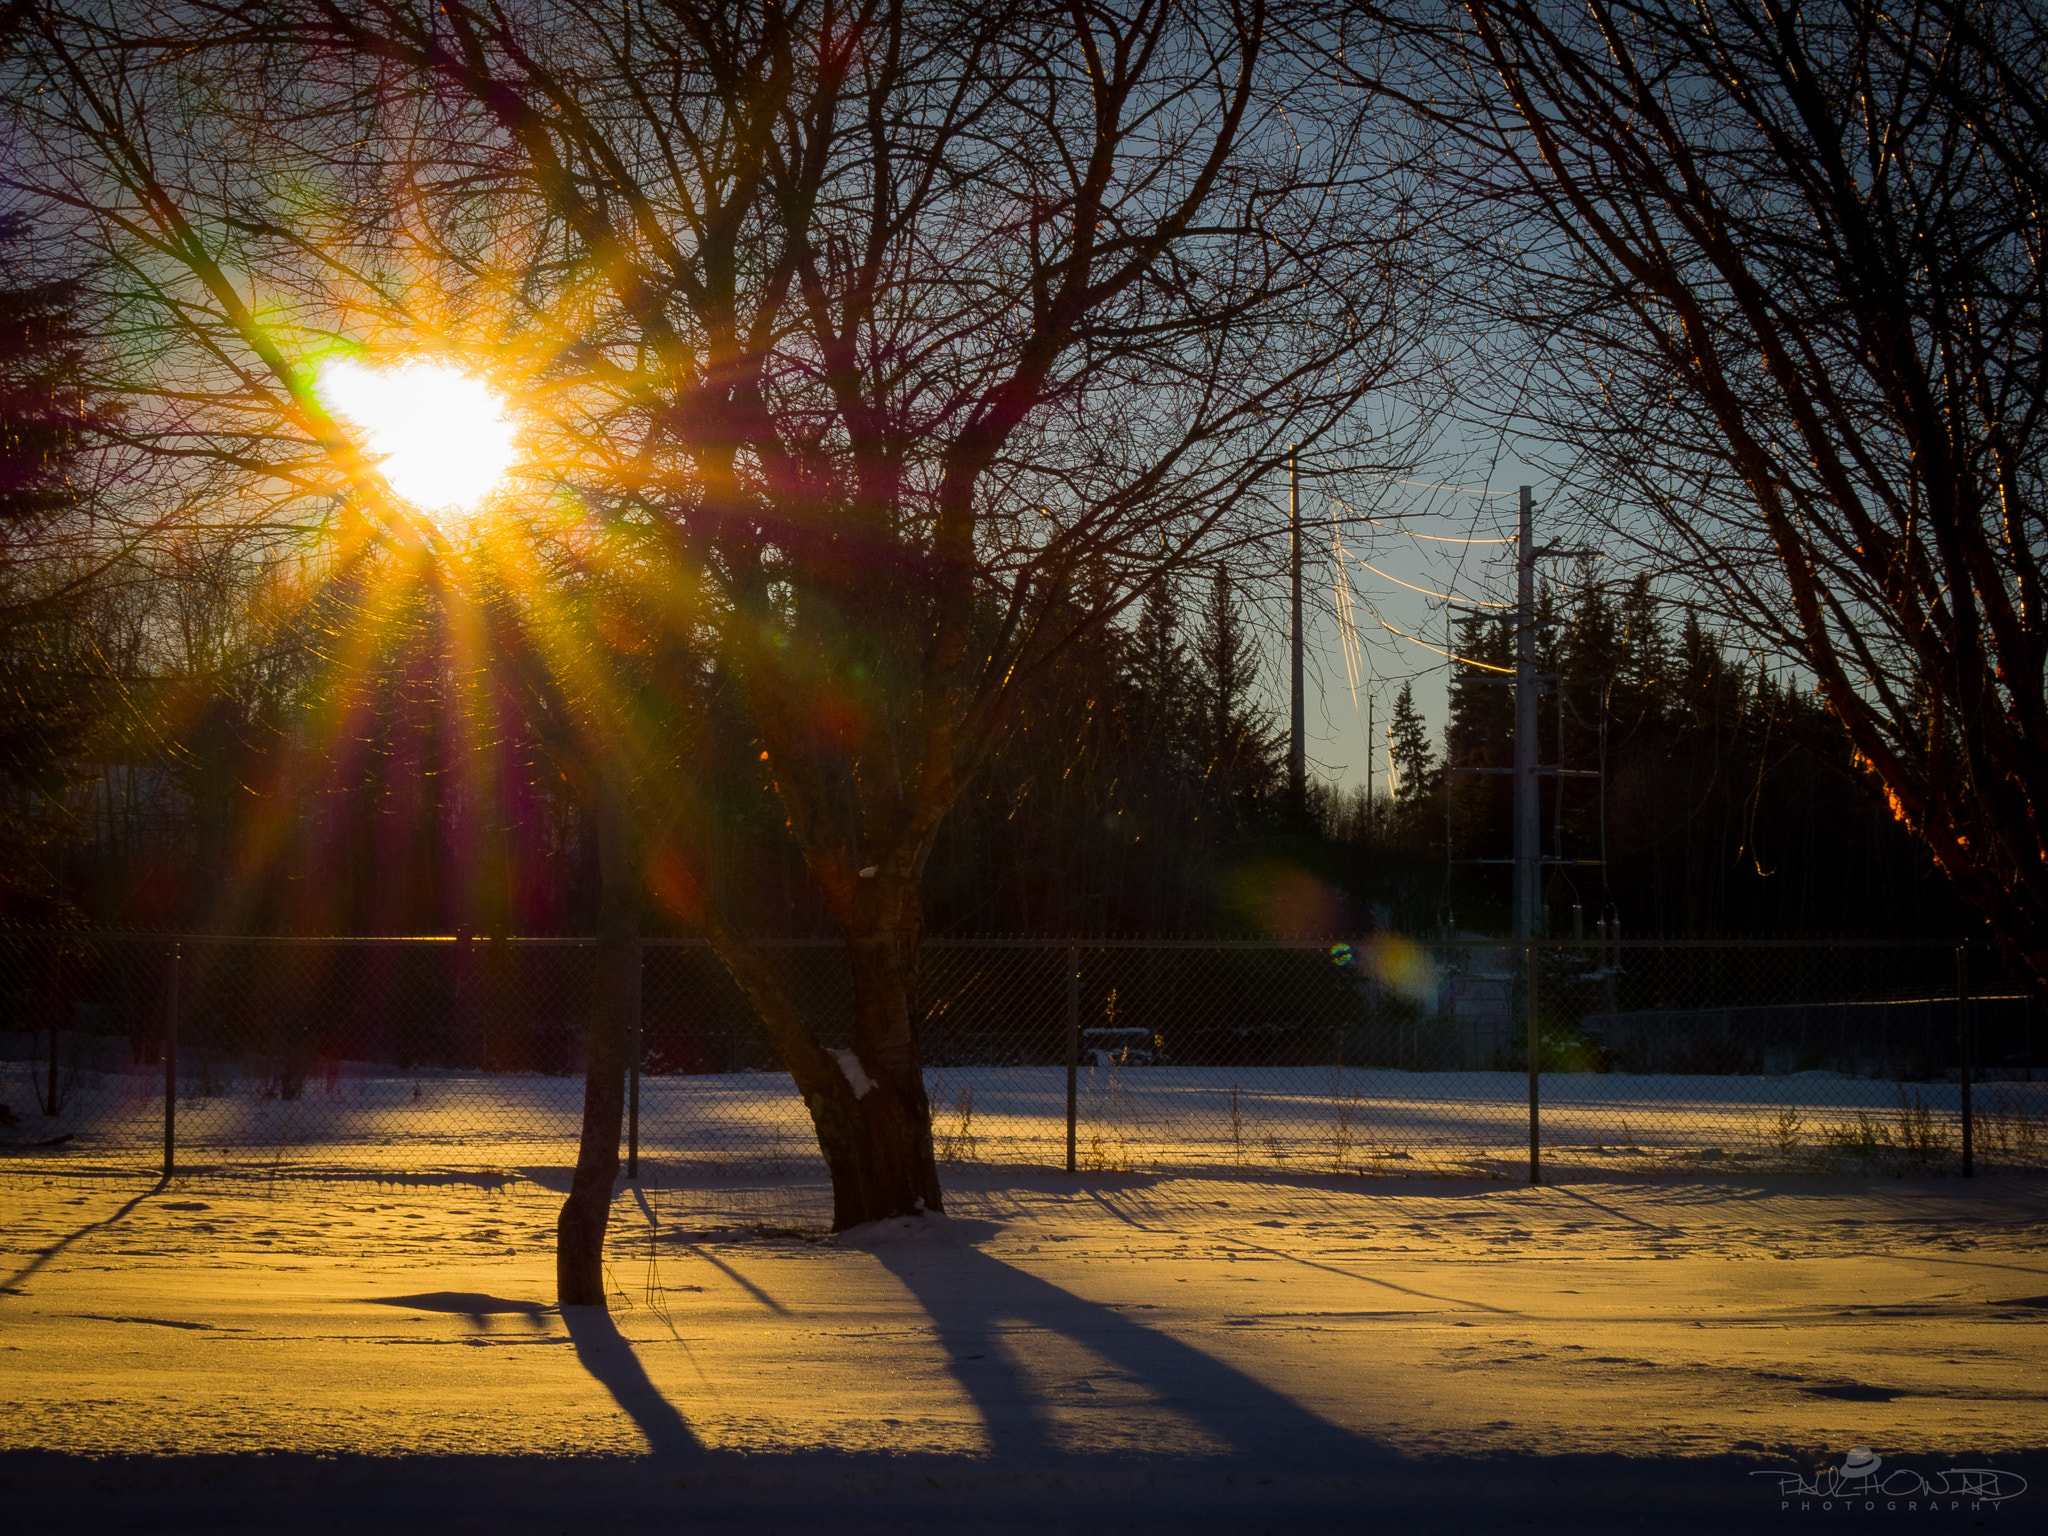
xmin=1193 ymin=566 xmax=1278 ymax=834
xmin=0 ymin=215 xmax=103 ymax=921
xmin=1388 ymin=681 xmax=1435 ymax=811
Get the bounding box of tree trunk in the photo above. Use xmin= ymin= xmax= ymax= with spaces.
xmin=557 ymin=766 xmax=637 ymax=1307
xmin=687 ymin=901 xmax=939 ymax=1232
xmin=805 ymin=929 xmax=942 ymax=1230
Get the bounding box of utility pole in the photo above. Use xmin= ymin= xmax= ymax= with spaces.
xmin=1515 ymin=484 xmax=1542 ymax=1185
xmin=1288 ymin=447 xmax=1306 ymax=824
xmin=1514 ymin=485 xmax=1540 ymax=940
xmin=1445 ymin=487 xmax=1600 ymax=919
xmin=1365 ymin=687 xmax=1374 ymax=835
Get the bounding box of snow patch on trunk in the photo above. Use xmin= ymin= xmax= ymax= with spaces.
xmin=828 ymin=1048 xmax=875 ymax=1099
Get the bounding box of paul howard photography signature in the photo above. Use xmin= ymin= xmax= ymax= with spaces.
xmin=1754 ymin=1447 xmax=2029 ymax=1510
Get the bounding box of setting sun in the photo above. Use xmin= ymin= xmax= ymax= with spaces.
xmin=317 ymin=358 xmax=518 ymax=514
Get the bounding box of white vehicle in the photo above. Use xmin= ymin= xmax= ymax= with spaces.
xmin=1081 ymin=1026 xmax=1161 ymax=1067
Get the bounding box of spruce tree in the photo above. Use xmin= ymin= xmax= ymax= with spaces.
xmin=0 ymin=217 xmax=92 ymax=541
xmin=0 ymin=215 xmax=102 ymax=922
xmin=1388 ymin=680 xmax=1434 ymax=809
xmin=1193 ymin=566 xmax=1278 ymax=832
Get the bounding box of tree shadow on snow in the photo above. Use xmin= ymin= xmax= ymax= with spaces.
xmin=364 ymin=1292 xmax=553 ymax=1332
xmin=1 ymin=1174 xmax=169 ymax=1296
xmin=560 ymin=1304 xmax=703 ymax=1458
xmin=864 ymin=1239 xmax=1396 ymax=1469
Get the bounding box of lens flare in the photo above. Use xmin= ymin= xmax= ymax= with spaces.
xmin=1364 ymin=934 xmax=1438 ymax=1005
xmin=1224 ymin=858 xmax=1345 ymax=936
xmin=318 ymin=358 xmax=518 ymax=513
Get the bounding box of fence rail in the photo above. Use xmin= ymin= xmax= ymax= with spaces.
xmin=3 ymin=933 xmax=2040 ymax=1192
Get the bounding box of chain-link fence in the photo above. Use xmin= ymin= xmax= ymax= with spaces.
xmin=2 ymin=933 xmax=2040 ymax=1191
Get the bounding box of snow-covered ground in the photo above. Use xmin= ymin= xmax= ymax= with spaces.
xmin=4 ymin=1160 xmax=2045 ymax=1533
xmin=8 ymin=1060 xmax=2042 ymax=1189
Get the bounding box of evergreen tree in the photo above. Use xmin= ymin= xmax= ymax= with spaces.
xmin=0 ymin=229 xmax=91 ymax=538
xmin=1127 ymin=576 xmax=1188 ymax=756
xmin=1435 ymin=578 xmax=1956 ymax=937
xmin=1614 ymin=575 xmax=1664 ymax=726
xmin=1192 ymin=565 xmax=1279 ymax=833
xmin=0 ymin=216 xmax=105 ymax=922
xmin=1387 ymin=681 xmax=1434 ymax=809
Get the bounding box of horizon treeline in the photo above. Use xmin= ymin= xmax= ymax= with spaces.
xmin=1 ymin=224 xmax=1956 ymax=941
xmin=1343 ymin=576 xmax=1963 ymax=940
xmin=3 ymin=553 xmax=1960 ymax=941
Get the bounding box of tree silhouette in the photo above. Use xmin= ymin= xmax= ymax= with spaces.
xmin=1387 ymin=681 xmax=1433 ymax=812
xmin=1349 ymin=0 xmax=2048 ymax=979
xmin=0 ymin=214 xmax=105 ymax=922
xmin=8 ymin=0 xmax=1427 ymax=1277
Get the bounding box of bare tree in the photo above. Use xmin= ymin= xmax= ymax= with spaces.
xmin=1349 ymin=1 xmax=2048 ymax=980
xmin=6 ymin=0 xmax=1431 ymax=1290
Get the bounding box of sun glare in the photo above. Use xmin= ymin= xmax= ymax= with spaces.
xmin=318 ymin=358 xmax=519 ymax=514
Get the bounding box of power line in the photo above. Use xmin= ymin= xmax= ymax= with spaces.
xmin=1330 ymin=525 xmax=1368 ymax=710
xmin=1326 ymin=495 xmax=1519 ymax=544
xmin=1369 ymin=610 xmax=1514 ymax=673
xmin=1368 ymin=522 xmax=1517 ymax=545
xmin=1323 ymin=472 xmax=1519 ymax=500
xmin=1347 ymin=551 xmax=1511 ymax=608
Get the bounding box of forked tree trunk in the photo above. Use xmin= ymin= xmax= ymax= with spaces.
xmin=805 ymin=930 xmax=942 ymax=1230
xmin=705 ymin=913 xmax=943 ymax=1231
xmin=557 ymin=769 xmax=637 ymax=1307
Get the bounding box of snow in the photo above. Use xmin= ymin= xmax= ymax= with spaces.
xmin=3 ymin=1159 xmax=2045 ymax=1532
xmin=833 ymin=1209 xmax=955 ymax=1245
xmin=8 ymin=1059 xmax=2040 ymax=1186
xmin=830 ymin=1047 xmax=878 ymax=1100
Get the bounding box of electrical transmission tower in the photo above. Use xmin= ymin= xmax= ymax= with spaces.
xmin=1448 ymin=486 xmax=1603 ymax=937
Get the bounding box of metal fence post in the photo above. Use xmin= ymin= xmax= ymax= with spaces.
xmin=163 ymin=943 xmax=180 ymax=1182
xmin=627 ymin=937 xmax=643 ymax=1181
xmin=1066 ymin=945 xmax=1079 ymax=1174
xmin=1527 ymin=941 xmax=1541 ymax=1185
xmin=43 ymin=939 xmax=62 ymax=1118
xmin=1958 ymin=944 xmax=1973 ymax=1178
xmin=453 ymin=924 xmax=475 ymax=1068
